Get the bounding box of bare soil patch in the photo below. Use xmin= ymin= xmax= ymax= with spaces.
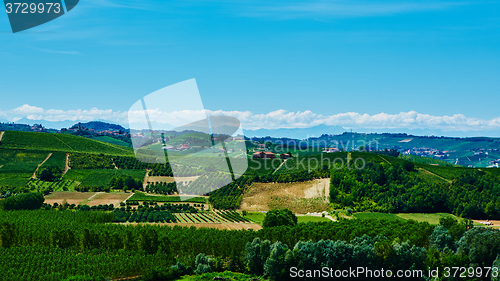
xmin=44 ymin=191 xmax=95 ymax=205
xmin=146 ymin=176 xmax=176 ymax=183
xmin=87 ymin=192 xmax=131 ymax=206
xmin=62 ymin=153 xmax=70 ymax=176
xmin=241 ymin=179 xmax=330 ymax=214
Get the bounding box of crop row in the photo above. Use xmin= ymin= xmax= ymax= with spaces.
xmin=216 ymin=210 xmax=249 ymax=223
xmin=26 ymin=179 xmax=78 ymax=193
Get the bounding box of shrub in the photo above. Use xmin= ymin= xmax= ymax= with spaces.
xmin=0 ymin=192 xmax=44 ymax=211
xmin=263 ymin=209 xmax=297 ymax=228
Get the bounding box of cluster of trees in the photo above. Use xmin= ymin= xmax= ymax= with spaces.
xmin=1 ymin=208 xmax=500 ymax=280
xmin=0 ymin=192 xmax=44 ymax=211
xmin=113 ymin=156 xmax=150 ymax=170
xmin=118 ymin=203 xmax=198 ymax=213
xmin=77 ymin=204 xmax=115 ymax=211
xmin=36 ymin=165 xmax=62 ymax=182
xmin=209 ymin=175 xmax=254 ymax=209
xmin=74 ymin=185 xmax=111 ymax=193
xmin=109 ymin=175 xmax=143 ymax=192
xmin=259 ymin=169 xmax=330 ymax=183
xmin=148 ymin=163 xmax=174 ymax=177
xmin=69 ymin=153 xmax=114 ymax=169
xmin=263 ymin=209 xmax=297 ymax=228
xmin=145 ymin=182 xmax=178 ymax=195
xmin=330 ymin=161 xmax=500 ymax=219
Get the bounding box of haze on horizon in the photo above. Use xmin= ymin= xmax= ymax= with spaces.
xmin=1 ymin=0 xmax=499 ymax=137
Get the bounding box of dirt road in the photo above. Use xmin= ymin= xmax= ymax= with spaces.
xmin=32 ymin=153 xmax=53 ymax=179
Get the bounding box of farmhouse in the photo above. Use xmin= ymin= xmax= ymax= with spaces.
xmin=280 ymin=152 xmax=292 ymax=159
xmin=252 ymin=151 xmax=276 ymax=159
xmin=322 ymin=148 xmax=339 ymax=153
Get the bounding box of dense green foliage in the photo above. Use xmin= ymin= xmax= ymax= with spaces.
xmin=263 ymin=209 xmax=298 ymax=228
xmin=2 ymin=209 xmax=500 ymax=280
xmin=37 ymin=165 xmax=63 ymax=182
xmin=109 ymin=175 xmax=143 ymax=191
xmin=69 ymin=153 xmax=114 ymax=169
xmin=146 ymin=182 xmax=178 ymax=195
xmin=149 ymin=163 xmax=174 ymax=177
xmin=208 ymin=175 xmax=253 ymax=209
xmin=63 ymin=169 xmax=145 ymax=192
xmin=330 ymin=161 xmax=500 ymax=219
xmin=0 ymin=192 xmax=44 ymax=210
xmin=0 ymin=149 xmax=49 ymax=189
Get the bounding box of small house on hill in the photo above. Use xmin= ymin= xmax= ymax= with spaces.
xmin=280 ymin=152 xmax=292 ymax=159
xmin=252 ymin=151 xmax=276 ymax=159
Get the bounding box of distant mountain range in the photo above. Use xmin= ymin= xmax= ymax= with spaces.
xmin=245 ymin=125 xmax=500 ymax=139
xmin=2 ymin=118 xmax=499 ymax=139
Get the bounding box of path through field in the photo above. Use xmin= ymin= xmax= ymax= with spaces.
xmin=62 ymin=153 xmax=71 ymax=176
xmin=418 ymin=167 xmax=452 ymax=184
xmin=87 ymin=192 xmax=131 ymax=206
xmin=272 ymin=159 xmax=288 ymax=174
xmin=0 ymin=131 xmax=4 ymax=141
xmin=87 ymin=192 xmax=104 ymax=201
xmin=31 ymin=153 xmax=53 ymax=178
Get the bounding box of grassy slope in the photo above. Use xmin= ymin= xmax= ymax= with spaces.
xmin=353 ymin=212 xmax=476 ymax=226
xmin=63 ymin=169 xmax=146 ymax=187
xmin=0 ymin=131 xmax=133 ymax=156
xmin=0 ymin=149 xmax=49 ymax=187
xmin=245 ymin=212 xmax=331 ymax=225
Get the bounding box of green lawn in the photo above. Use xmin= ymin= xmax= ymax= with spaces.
xmin=245 ymin=212 xmax=266 ymax=224
xmin=245 ymin=212 xmax=331 ymax=225
xmin=0 ymin=149 xmax=50 ymax=188
xmin=353 ymin=212 xmax=471 ymax=225
xmin=396 ymin=213 xmax=465 ymax=225
xmin=297 ymin=215 xmax=332 ymax=223
xmin=353 ymin=212 xmax=404 ymax=221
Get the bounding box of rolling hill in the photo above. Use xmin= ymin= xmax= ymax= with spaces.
xmin=0 ymin=131 xmax=133 ymax=156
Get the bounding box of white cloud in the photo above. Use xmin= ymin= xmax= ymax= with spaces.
xmin=1 ymin=104 xmax=500 ymax=133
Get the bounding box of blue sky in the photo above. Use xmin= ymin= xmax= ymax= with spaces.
xmin=1 ymin=0 xmax=499 ymax=134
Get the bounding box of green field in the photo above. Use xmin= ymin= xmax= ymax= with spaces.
xmin=128 ymin=192 xmax=206 ymax=203
xmin=353 ymin=212 xmax=469 ymax=225
xmin=26 ymin=179 xmax=79 ymax=192
xmin=39 ymin=151 xmax=66 ymax=171
xmin=0 ymin=149 xmax=49 ymax=188
xmin=245 ymin=212 xmax=331 ymax=224
xmin=0 ymin=131 xmax=133 ymax=156
xmin=353 ymin=212 xmax=405 ymax=221
xmin=63 ymin=169 xmax=146 ymax=187
xmin=297 ymin=215 xmax=332 ymax=223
